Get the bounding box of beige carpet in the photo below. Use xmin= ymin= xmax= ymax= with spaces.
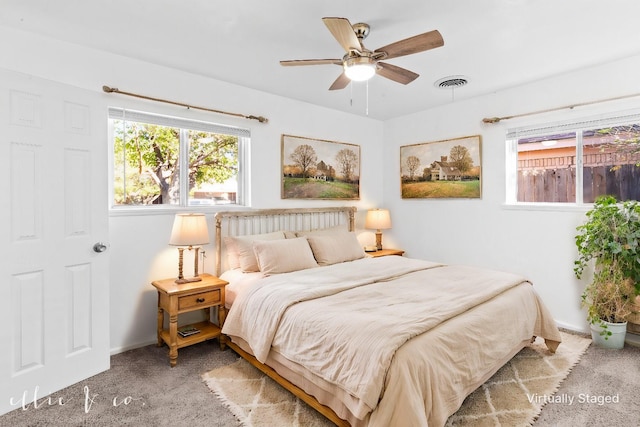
xmin=203 ymin=332 xmax=591 ymax=427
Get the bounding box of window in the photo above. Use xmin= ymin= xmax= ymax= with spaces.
xmin=108 ymin=108 xmax=249 ymax=208
xmin=506 ymin=112 xmax=640 ymax=204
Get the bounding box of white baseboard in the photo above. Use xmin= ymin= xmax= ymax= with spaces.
xmin=555 ymin=320 xmax=589 ymax=334
xmin=110 ymin=337 xmax=158 ymax=356
xmin=625 ymin=331 xmax=640 ymax=347
xmin=108 ymin=322 xmax=639 ymax=355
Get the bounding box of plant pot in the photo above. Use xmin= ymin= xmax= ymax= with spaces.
xmin=590 ymin=321 xmax=627 ymax=349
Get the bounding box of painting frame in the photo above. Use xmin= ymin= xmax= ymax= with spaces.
xmin=400 ymin=135 xmax=482 ymax=199
xmin=281 ymin=134 xmax=361 ymax=200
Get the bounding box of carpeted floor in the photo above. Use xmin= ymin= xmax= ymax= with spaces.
xmin=532 ymin=335 xmax=640 ymax=426
xmin=1 ymin=343 xmax=241 ymax=427
xmin=2 ymin=332 xmax=639 ymax=426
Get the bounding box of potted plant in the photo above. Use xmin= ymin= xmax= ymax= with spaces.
xmin=574 ymin=195 xmax=640 ymax=348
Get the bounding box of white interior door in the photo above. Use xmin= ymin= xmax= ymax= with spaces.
xmin=0 ymin=69 xmax=110 ymax=415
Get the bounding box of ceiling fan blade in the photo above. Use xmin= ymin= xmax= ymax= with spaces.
xmin=375 ymin=30 xmax=444 ymax=60
xmin=322 ymin=17 xmax=362 ymax=52
xmin=280 ymin=59 xmax=342 ymax=66
xmin=376 ymin=62 xmax=419 ymax=85
xmin=329 ymin=72 xmax=351 ymax=90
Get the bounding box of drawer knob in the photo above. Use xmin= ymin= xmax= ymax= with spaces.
xmin=196 ymin=297 xmax=205 ymax=303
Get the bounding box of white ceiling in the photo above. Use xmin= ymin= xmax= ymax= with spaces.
xmin=2 ymin=0 xmax=640 ymax=120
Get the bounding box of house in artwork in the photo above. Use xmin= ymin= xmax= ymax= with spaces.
xmin=430 ymin=156 xmax=462 ymax=181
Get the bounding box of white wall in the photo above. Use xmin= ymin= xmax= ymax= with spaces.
xmin=0 ymin=26 xmax=384 ymax=353
xmin=5 ymin=23 xmax=640 ymax=352
xmin=383 ymin=53 xmax=640 ymax=332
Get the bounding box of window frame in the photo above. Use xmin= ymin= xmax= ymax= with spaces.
xmin=505 ymin=109 xmax=640 ymax=209
xmin=107 ymin=108 xmax=249 ymax=214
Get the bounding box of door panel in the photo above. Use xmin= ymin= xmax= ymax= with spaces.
xmin=0 ymin=69 xmax=110 ymax=415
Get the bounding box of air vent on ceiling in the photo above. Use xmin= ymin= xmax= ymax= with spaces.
xmin=434 ymin=76 xmax=469 ymax=89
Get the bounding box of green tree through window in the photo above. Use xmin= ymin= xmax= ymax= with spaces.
xmin=110 ymin=109 xmax=244 ymax=207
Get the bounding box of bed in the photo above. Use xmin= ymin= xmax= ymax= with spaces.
xmin=214 ymin=207 xmax=561 ymax=427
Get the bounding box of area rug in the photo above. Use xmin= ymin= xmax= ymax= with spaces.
xmin=445 ymin=331 xmax=591 ymax=426
xmin=202 ymin=332 xmax=591 ymax=427
xmin=202 ymin=357 xmax=333 ymax=427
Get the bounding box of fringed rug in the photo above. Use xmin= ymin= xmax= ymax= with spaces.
xmin=202 ymin=357 xmax=333 ymax=427
xmin=446 ymin=331 xmax=591 ymax=426
xmin=203 ymin=332 xmax=591 ymax=427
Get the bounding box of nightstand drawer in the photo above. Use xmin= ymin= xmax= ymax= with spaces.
xmin=178 ymin=289 xmax=221 ymax=310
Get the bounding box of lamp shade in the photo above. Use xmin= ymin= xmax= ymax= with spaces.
xmin=169 ymin=213 xmax=209 ymax=246
xmin=365 ymin=209 xmax=391 ymax=230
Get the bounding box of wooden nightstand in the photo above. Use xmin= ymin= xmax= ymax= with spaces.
xmin=151 ymin=273 xmax=228 ymax=367
xmin=368 ymin=249 xmax=405 ymax=257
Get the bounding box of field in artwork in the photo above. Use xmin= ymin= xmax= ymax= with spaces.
xmin=282 ymin=178 xmax=358 ymax=199
xmin=402 ymin=180 xmax=481 ymax=198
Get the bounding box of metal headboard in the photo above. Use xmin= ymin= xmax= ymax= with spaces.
xmin=214 ymin=206 xmax=356 ymax=276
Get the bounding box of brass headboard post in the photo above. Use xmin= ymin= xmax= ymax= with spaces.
xmin=347 ymin=208 xmax=355 ymax=232
xmin=215 ymin=214 xmax=223 ymax=277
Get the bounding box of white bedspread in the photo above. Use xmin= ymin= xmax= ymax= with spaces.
xmin=222 ymin=256 xmax=541 ymax=416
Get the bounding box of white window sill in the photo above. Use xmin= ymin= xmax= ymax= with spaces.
xmin=109 ymin=204 xmax=247 ymax=217
xmin=501 ymin=202 xmax=591 ymax=213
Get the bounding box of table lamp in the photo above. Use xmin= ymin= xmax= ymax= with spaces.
xmin=169 ymin=213 xmax=209 ymax=284
xmin=365 ymin=208 xmax=391 ymax=251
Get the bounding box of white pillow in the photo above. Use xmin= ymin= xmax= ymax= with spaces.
xmin=223 ymin=231 xmax=286 ymax=272
xmin=283 ymin=230 xmax=297 ymax=239
xmin=253 ymin=237 xmax=318 ymax=274
xmin=307 ymin=232 xmax=365 ymax=266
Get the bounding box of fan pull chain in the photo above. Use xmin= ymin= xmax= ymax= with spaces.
xmin=366 ymin=80 xmax=369 ymax=116
xmin=350 ymin=83 xmax=353 ymax=107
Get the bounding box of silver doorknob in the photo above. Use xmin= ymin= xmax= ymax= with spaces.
xmin=93 ymin=242 xmax=108 ymax=253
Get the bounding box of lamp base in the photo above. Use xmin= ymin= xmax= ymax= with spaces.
xmin=375 ymin=231 xmax=383 ymax=251
xmin=175 ymin=276 xmax=202 ymax=284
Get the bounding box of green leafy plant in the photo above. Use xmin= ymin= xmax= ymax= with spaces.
xmin=574 ymin=195 xmax=640 ymax=336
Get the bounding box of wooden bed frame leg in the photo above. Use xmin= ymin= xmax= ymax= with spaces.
xmin=545 ymin=339 xmax=560 ymax=354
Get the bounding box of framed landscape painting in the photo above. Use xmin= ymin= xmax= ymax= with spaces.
xmin=400 ymin=135 xmax=482 ymax=199
xmin=281 ymin=134 xmax=360 ymax=200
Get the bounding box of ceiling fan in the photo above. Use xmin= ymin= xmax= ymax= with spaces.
xmin=280 ymin=17 xmax=444 ymax=90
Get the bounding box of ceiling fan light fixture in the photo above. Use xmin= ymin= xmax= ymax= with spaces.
xmin=344 ymin=57 xmax=376 ymax=81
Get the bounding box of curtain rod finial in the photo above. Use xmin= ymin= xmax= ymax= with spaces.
xmin=482 ymin=117 xmax=501 ymax=124
xmin=247 ymin=115 xmax=269 ymax=123
xmin=102 ymin=85 xmax=117 ymax=93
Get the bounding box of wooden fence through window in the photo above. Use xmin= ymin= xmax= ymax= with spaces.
xmin=518 ymin=155 xmax=640 ymax=202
